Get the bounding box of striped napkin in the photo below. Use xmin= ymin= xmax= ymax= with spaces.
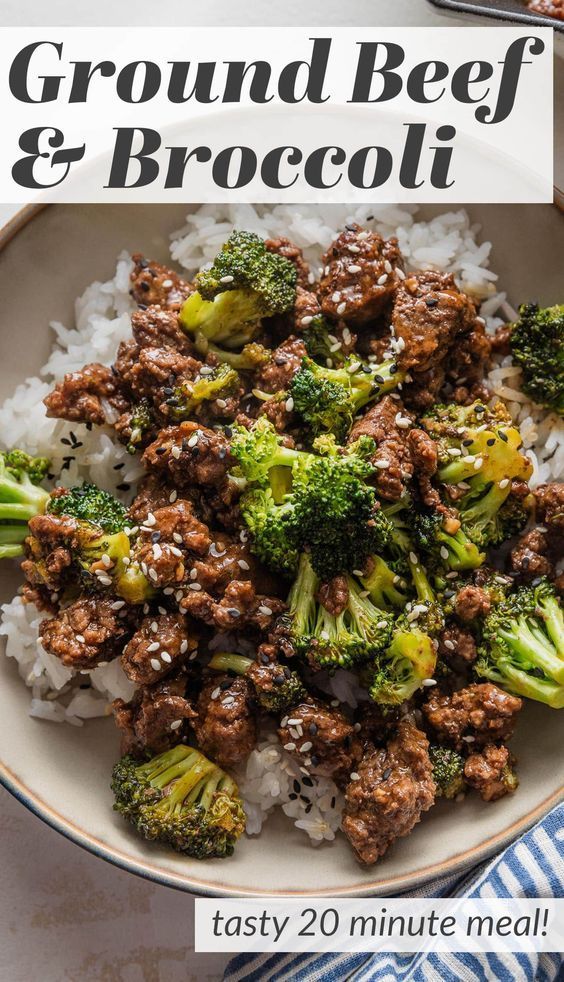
xmin=224 ymin=802 xmax=564 ymax=982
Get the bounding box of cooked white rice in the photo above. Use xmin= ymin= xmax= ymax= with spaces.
xmin=1 ymin=204 xmax=561 ymax=841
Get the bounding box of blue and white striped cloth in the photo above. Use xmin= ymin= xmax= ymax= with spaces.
xmin=224 ymin=802 xmax=564 ymax=982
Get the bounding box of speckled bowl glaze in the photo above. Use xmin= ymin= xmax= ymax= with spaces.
xmin=0 ymin=203 xmax=562 ymax=896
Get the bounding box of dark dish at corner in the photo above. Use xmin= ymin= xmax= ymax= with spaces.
xmin=0 ymin=216 xmax=562 ymax=867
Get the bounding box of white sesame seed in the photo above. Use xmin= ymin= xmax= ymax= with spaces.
xmin=409 ymin=552 xmax=419 ymax=565
xmin=258 ymin=605 xmax=273 ymax=616
xmin=170 ymin=719 xmax=183 ymax=730
xmin=146 ymin=512 xmax=156 ymax=526
xmin=377 ymin=273 xmax=388 ymax=285
xmin=110 ymin=600 xmax=125 ymax=610
xmin=357 ymin=230 xmax=369 ymax=240
xmin=147 ymin=641 xmax=160 ymax=652
xmin=211 ymin=687 xmax=221 ymax=700
xmin=76 ymin=634 xmax=85 ymax=644
xmin=175 ymin=590 xmax=184 ymax=603
xmin=336 ymin=302 xmax=347 ymax=316
xmin=300 ymin=315 xmax=313 ymax=326
xmin=169 ymin=490 xmax=178 ymax=503
xmin=162 ymin=279 xmax=173 ymax=288
xmin=348 ymin=264 xmax=361 ymax=274
xmin=324 ymin=265 xmax=330 ymax=276
xmin=170 ymin=546 xmax=183 ymax=557
xmin=150 ymin=658 xmax=161 ymax=672
xmin=422 ymin=678 xmax=437 ymax=687
xmin=97 ymin=575 xmax=112 ymax=586
xmin=308 ymin=272 xmax=315 ymax=285
xmin=376 ymin=620 xmax=389 ymax=629
xmin=374 ymin=459 xmax=390 ymax=469
xmin=172 ymin=532 xmax=183 ymax=544
xmin=300 ymin=742 xmax=313 ymax=753
xmin=440 ymin=546 xmax=450 ymax=560
xmin=161 ymin=651 xmax=172 ymax=664
xmin=446 ymin=571 xmax=458 ymax=580
xmin=171 ymin=445 xmax=181 ymax=460
xmin=474 ymin=457 xmax=483 ymax=470
xmin=189 ymin=582 xmax=202 ymax=592
xmin=395 ymin=413 xmax=411 ymax=429
xmin=287 ymin=718 xmax=302 ymax=726
xmin=222 ymin=696 xmax=235 ymax=707
xmin=220 ymin=275 xmax=234 ymax=283
xmin=350 ymin=772 xmax=361 ymax=781
xmin=448 ymin=447 xmax=462 ymax=456
xmin=152 ymin=543 xmax=162 ymax=560
xmin=284 ymin=743 xmax=296 ymax=751
xmin=151 ymin=621 xmax=158 ymax=633
xmin=238 ymin=559 xmax=250 ymax=571
xmin=216 ymin=399 xmax=227 ymax=409
xmin=348 ymin=244 xmax=360 ymax=254
xmin=499 ymin=478 xmax=510 ymax=489
xmin=462 ymin=735 xmax=476 ymax=743
xmin=180 ymin=640 xmax=189 ymax=654
xmin=384 ymin=260 xmax=392 ymax=274
xmin=285 ymin=397 xmax=294 ymax=412
xmin=443 ymin=639 xmax=456 ymax=651
xmin=331 ymin=291 xmax=341 ymax=303
xmin=149 ymin=569 xmax=159 ymax=582
xmin=199 ymin=366 xmax=214 ymax=376
xmin=101 ymin=553 xmax=112 ymax=568
xmin=396 ymin=268 xmax=406 ymax=280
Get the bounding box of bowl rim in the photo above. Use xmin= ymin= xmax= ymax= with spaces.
xmin=0 ymin=202 xmax=563 ymax=898
xmin=427 ymin=0 xmax=564 ymax=33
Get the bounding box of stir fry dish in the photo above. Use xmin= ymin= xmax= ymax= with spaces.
xmin=1 ymin=224 xmax=563 ymax=865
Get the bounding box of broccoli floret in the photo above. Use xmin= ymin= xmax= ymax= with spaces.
xmin=165 ymin=364 xmax=240 ymax=419
xmin=0 ymin=450 xmax=50 ymax=559
xmin=126 ymin=399 xmax=154 ymax=454
xmin=44 ymin=484 xmax=153 ymax=603
xmin=231 ymin=419 xmax=391 ymax=578
xmin=430 ymin=746 xmax=466 ymax=799
xmin=458 ymin=485 xmax=530 ymax=549
xmin=360 ymin=555 xmax=409 ymax=611
xmin=179 ymin=231 xmax=296 ymax=352
xmin=411 ymin=508 xmax=485 ymax=571
xmin=111 ymin=745 xmax=246 ymax=858
xmin=207 ymin=652 xmax=307 ymax=713
xmin=289 ymin=355 xmax=403 ymax=442
xmin=369 ymin=623 xmax=438 ymax=705
xmin=47 ymin=482 xmax=127 ymax=533
xmin=301 ymin=314 xmax=347 ymax=367
xmin=476 ymin=579 xmax=564 ymax=708
xmin=310 ymin=576 xmax=394 ymax=671
xmin=205 ymin=341 xmax=271 ymax=372
xmin=279 ymin=554 xmax=393 ymax=671
xmin=279 ymin=552 xmax=319 ymax=655
xmin=510 ymin=303 xmax=564 ymax=415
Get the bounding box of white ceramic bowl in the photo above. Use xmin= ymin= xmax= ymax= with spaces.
xmin=0 ymin=203 xmax=562 ymax=896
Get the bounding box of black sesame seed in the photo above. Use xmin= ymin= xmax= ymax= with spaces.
xmin=273 ymin=675 xmax=285 ymax=686
xmin=389 ymin=364 xmax=398 ymax=374
xmin=487 ymin=438 xmax=496 ymax=446
xmin=113 ymin=462 xmax=125 ymax=470
xmin=373 ymin=375 xmax=385 ymax=384
xmin=288 ymin=792 xmax=298 ymax=801
xmin=443 ymin=589 xmax=455 ymax=599
xmin=522 ymin=556 xmax=530 ymax=570
xmin=531 ymin=577 xmax=543 ymax=587
xmin=382 ymin=767 xmax=392 ymax=780
xmin=60 ymin=437 xmax=71 ymax=446
xmin=462 ymin=438 xmax=473 ymax=447
xmin=345 ymin=223 xmax=356 ymax=231
xmin=218 ymin=448 xmax=226 ymax=459
xmin=475 ymin=405 xmax=486 ymax=414
xmin=293 ymin=780 xmax=301 ymax=794
xmin=220 ymin=678 xmax=232 ymax=690
xmin=116 ymin=483 xmax=130 ymax=492
xmin=330 ymin=795 xmax=336 ymax=808
xmin=137 ymin=303 xmax=148 ymax=311
xmin=425 ymin=298 xmax=439 ymax=308
xmin=305 ymin=803 xmax=313 ymax=814
xmin=310 ymin=755 xmax=319 ymax=767
xmin=309 ymin=722 xmax=318 ymax=736
xmin=224 ymin=426 xmax=233 ymax=438
xmin=366 ymin=214 xmax=374 ymax=221
xmin=300 ymin=795 xmax=310 ymax=805
xmin=86 ymin=422 xmax=93 ymax=431
xmin=227 ymin=608 xmax=240 ymax=618
xmin=163 ymin=387 xmax=174 ymax=396
xmin=302 ymin=776 xmax=314 ymax=788
xmin=191 ymin=447 xmax=200 ymax=457
xmin=498 ymin=430 xmax=508 ymax=443
xmin=151 ymin=531 xmax=161 ymax=543
xmin=140 ymin=281 xmax=150 ymax=292
xmin=361 ymin=364 xmax=372 ymax=374
xmin=138 ymin=258 xmax=149 ymax=269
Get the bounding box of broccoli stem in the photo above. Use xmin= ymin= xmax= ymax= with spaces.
xmin=208 ymin=652 xmax=253 ymax=676
xmin=480 ymin=657 xmax=564 ymax=709
xmin=498 ymin=621 xmax=564 ymax=685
